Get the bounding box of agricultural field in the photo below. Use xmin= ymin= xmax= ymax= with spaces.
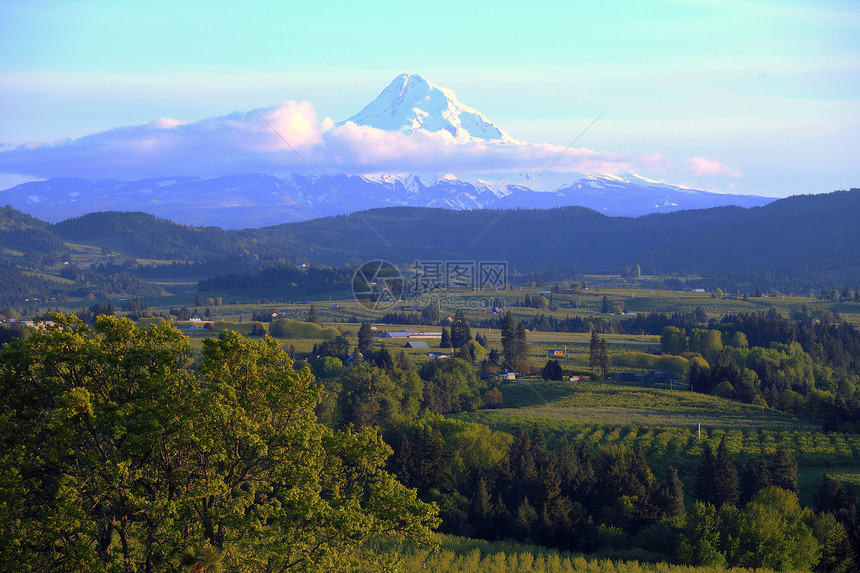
xmin=458 ymin=378 xmax=860 ymax=501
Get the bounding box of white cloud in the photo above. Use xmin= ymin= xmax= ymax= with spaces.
xmin=0 ymin=101 xmax=647 ymax=179
xmin=686 ymin=156 xmax=742 ymax=178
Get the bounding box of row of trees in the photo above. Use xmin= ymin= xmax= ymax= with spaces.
xmin=384 ymin=419 xmax=849 ymax=571
xmin=390 ymin=423 xmax=684 ymax=551
xmin=198 ymin=263 xmax=353 ymax=298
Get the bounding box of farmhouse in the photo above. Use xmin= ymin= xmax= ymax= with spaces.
xmin=403 ymin=340 xmax=430 ymax=349
xmin=644 ymin=370 xmax=675 ymax=385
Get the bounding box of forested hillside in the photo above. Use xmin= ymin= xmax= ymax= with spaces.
xmin=1 ymin=189 xmax=859 ymax=303
xmin=48 ymin=188 xmax=860 ymax=277
xmin=0 ymin=189 xmax=834 ymax=273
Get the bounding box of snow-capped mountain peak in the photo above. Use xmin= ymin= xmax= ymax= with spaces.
xmin=340 ymin=73 xmax=519 ymax=145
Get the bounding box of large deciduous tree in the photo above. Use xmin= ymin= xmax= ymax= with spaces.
xmin=0 ymin=315 xmax=438 ymax=572
xmin=541 ymin=359 xmax=563 ymax=381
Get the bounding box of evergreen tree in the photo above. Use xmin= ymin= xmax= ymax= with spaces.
xmin=714 ymin=437 xmax=739 ymax=506
xmin=531 ymin=423 xmax=549 ymax=470
xmin=754 ymin=457 xmax=772 ymax=492
xmin=815 ymin=474 xmax=857 ymax=515
xmin=588 ymin=330 xmax=610 ymax=381
xmin=601 ymin=295 xmax=610 ymax=313
xmin=710 ymin=349 xmax=741 ymax=390
xmin=631 ymin=446 xmax=657 ymax=495
xmin=372 ymin=347 xmax=393 ymax=370
xmin=771 ymin=445 xmax=798 ymax=493
xmin=440 ymin=327 xmax=451 ymax=349
xmin=357 ymin=321 xmax=373 ymax=355
xmin=450 ymin=310 xmax=472 ymax=348
xmin=603 ymin=446 xmax=654 ymax=501
xmin=474 ymin=332 xmax=488 ymax=348
xmin=537 ymin=458 xmax=571 ymax=544
xmin=655 ymin=467 xmax=685 ymax=518
xmin=689 ymin=359 xmax=709 ymax=393
xmin=501 ymin=311 xmax=518 ymax=368
xmin=577 ymin=441 xmax=596 ymax=490
xmin=489 ymin=492 xmax=510 ymax=539
xmin=515 ymin=496 xmax=539 ymax=540
xmin=514 ymin=322 xmax=529 ymax=371
xmin=421 ymin=297 xmax=441 ymax=325
xmin=393 ymin=435 xmax=413 ymax=486
xmin=588 ymin=330 xmax=601 ymax=373
xmin=696 ymin=443 xmax=718 ymax=505
xmin=307 ymin=304 xmax=318 ymax=324
xmin=470 ymin=476 xmax=494 ymax=528
xmin=415 ymin=424 xmax=454 ymax=495
xmin=597 ymin=337 xmax=609 ymax=381
xmin=509 ymin=426 xmax=537 ymax=494
xmin=740 ymin=458 xmax=771 ymax=505
xmin=557 ymin=434 xmax=580 ymax=497
xmin=396 ymin=349 xmax=411 ymax=371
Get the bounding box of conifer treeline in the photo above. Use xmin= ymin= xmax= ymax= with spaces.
xmin=387 ymin=420 xmax=853 ymax=570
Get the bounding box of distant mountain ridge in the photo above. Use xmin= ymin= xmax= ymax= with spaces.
xmin=0 ymin=172 xmax=772 ymax=228
xmin=0 ymin=189 xmax=858 ymax=304
xmin=35 ymin=188 xmax=860 ymax=276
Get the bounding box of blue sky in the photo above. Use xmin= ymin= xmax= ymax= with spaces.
xmin=1 ymin=0 xmax=858 ymax=196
